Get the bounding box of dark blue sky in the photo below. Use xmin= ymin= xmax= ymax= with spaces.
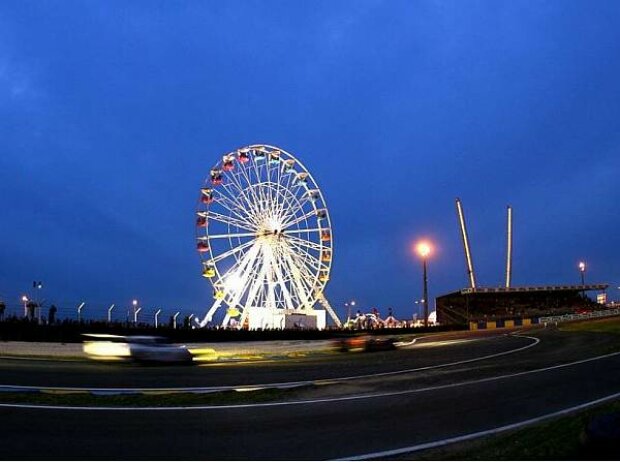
xmin=1 ymin=1 xmax=620 ymax=320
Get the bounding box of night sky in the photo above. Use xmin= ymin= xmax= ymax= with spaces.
xmin=2 ymin=1 xmax=620 ymax=321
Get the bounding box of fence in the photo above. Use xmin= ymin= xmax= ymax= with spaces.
xmin=0 ymin=301 xmax=200 ymax=328
xmin=540 ymin=308 xmax=620 ymax=325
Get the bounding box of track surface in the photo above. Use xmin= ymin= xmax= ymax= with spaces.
xmin=2 ymin=328 xmax=620 ymax=460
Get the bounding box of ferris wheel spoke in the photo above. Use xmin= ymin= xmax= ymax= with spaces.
xmin=236 ymin=163 xmax=264 ymax=215
xmin=280 ymin=248 xmax=314 ymax=310
xmin=214 ymin=194 xmax=259 ymax=228
xmin=218 ymin=182 xmax=261 ymax=226
xmin=284 ymin=240 xmax=322 ymax=272
xmin=212 ymin=241 xmax=260 ymax=287
xmin=210 ymin=238 xmax=257 ymax=264
xmin=207 ymin=231 xmax=257 ymax=239
xmin=282 ymin=209 xmax=317 ymax=229
xmin=275 ymin=185 xmax=306 ymax=222
xmin=207 ymin=211 xmax=257 ymax=232
xmin=282 ymin=228 xmax=323 ymax=235
xmin=271 ymin=247 xmax=304 ymax=309
xmin=224 ymin=171 xmax=256 ymax=217
xmin=284 ymin=234 xmax=325 ymax=252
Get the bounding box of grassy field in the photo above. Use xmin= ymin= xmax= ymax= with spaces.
xmin=560 ymin=316 xmax=620 ymax=335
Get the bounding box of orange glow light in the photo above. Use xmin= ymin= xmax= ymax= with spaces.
xmin=415 ymin=241 xmax=432 ymax=258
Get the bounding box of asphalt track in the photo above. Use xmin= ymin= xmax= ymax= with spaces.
xmin=2 ymin=327 xmax=620 ymax=460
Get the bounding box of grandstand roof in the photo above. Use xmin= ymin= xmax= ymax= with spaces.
xmin=446 ymin=284 xmax=608 ymax=297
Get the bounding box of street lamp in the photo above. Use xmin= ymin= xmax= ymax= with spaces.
xmin=33 ymin=281 xmax=42 ymax=324
xmin=579 ymin=261 xmax=586 ymax=299
xmin=77 ymin=302 xmax=85 ymax=322
xmin=578 ymin=261 xmax=586 ymax=285
xmin=134 ymin=307 xmax=142 ymax=324
xmin=414 ymin=241 xmax=432 ymax=328
xmin=21 ymin=295 xmax=28 ymax=317
xmin=173 ymin=311 xmax=180 ymax=329
xmin=107 ymin=304 xmax=115 ymax=323
xmin=344 ymin=300 xmax=356 ymax=321
xmin=155 ymin=309 xmax=162 ymax=328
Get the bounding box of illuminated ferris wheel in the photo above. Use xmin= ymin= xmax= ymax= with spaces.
xmin=195 ymin=144 xmax=341 ymax=329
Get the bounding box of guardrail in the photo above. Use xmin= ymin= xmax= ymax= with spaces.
xmin=540 ymin=308 xmax=620 ymax=324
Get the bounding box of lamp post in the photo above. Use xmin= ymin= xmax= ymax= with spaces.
xmin=34 ymin=281 xmax=42 ymax=324
xmin=77 ymin=302 xmax=85 ymax=322
xmin=132 ymin=299 xmax=138 ymax=321
xmin=344 ymin=300 xmax=356 ymax=321
xmin=134 ymin=307 xmax=142 ymax=324
xmin=107 ymin=304 xmax=115 ymax=323
xmin=173 ymin=311 xmax=180 ymax=329
xmin=415 ymin=241 xmax=432 ymax=328
xmin=21 ymin=295 xmax=28 ymax=318
xmin=155 ymin=309 xmax=162 ymax=328
xmin=579 ymin=261 xmax=586 ymax=299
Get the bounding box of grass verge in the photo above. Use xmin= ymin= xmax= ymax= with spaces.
xmin=412 ymin=399 xmax=620 ymax=460
xmin=0 ymin=385 xmax=318 ymax=407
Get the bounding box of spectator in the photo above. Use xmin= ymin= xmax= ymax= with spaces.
xmin=48 ymin=305 xmax=57 ymax=324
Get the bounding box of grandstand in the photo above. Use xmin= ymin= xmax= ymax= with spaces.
xmin=436 ymin=284 xmax=609 ymax=325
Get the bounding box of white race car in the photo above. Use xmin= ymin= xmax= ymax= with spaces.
xmin=83 ymin=334 xmax=193 ymax=363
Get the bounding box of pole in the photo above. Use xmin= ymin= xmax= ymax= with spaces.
xmin=173 ymin=311 xmax=180 ymax=329
xmin=77 ymin=302 xmax=85 ymax=322
xmin=505 ymin=205 xmax=512 ymax=288
xmin=107 ymin=304 xmax=115 ymax=323
xmin=134 ymin=307 xmax=142 ymax=324
xmin=155 ymin=309 xmax=162 ymax=328
xmin=456 ymin=198 xmax=477 ymax=289
xmin=423 ymin=258 xmax=429 ymax=328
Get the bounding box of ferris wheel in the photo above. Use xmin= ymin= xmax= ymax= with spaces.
xmin=195 ymin=144 xmax=341 ymax=329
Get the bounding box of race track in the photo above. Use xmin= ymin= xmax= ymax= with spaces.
xmin=2 ymin=327 xmax=619 ymax=460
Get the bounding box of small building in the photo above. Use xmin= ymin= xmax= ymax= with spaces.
xmin=245 ymin=307 xmax=326 ymax=330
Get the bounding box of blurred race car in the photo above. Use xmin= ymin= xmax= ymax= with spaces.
xmin=332 ymin=335 xmax=397 ymax=353
xmin=83 ymin=334 xmax=193 ymax=363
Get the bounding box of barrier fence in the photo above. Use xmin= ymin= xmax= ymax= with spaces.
xmin=540 ymin=308 xmax=620 ymax=324
xmin=0 ymin=302 xmax=200 ymax=328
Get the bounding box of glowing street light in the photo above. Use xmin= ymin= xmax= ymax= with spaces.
xmin=578 ymin=261 xmax=586 ymax=299
xmin=344 ymin=300 xmax=356 ymax=321
xmin=414 ymin=240 xmax=433 ymax=328
xmin=578 ymin=261 xmax=586 ymax=284
xmin=21 ymin=295 xmax=28 ymax=317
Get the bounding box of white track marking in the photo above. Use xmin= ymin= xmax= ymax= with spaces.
xmin=338 ymin=389 xmax=620 ymax=460
xmin=5 ymin=335 xmax=620 ymax=411
xmin=0 ymin=334 xmax=537 ymax=395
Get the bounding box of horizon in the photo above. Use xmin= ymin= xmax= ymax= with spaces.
xmin=2 ymin=1 xmax=620 ymax=321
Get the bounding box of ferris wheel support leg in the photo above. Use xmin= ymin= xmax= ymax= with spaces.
xmin=198 ymin=299 xmax=223 ymax=328
xmin=316 ymin=293 xmax=342 ymax=328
